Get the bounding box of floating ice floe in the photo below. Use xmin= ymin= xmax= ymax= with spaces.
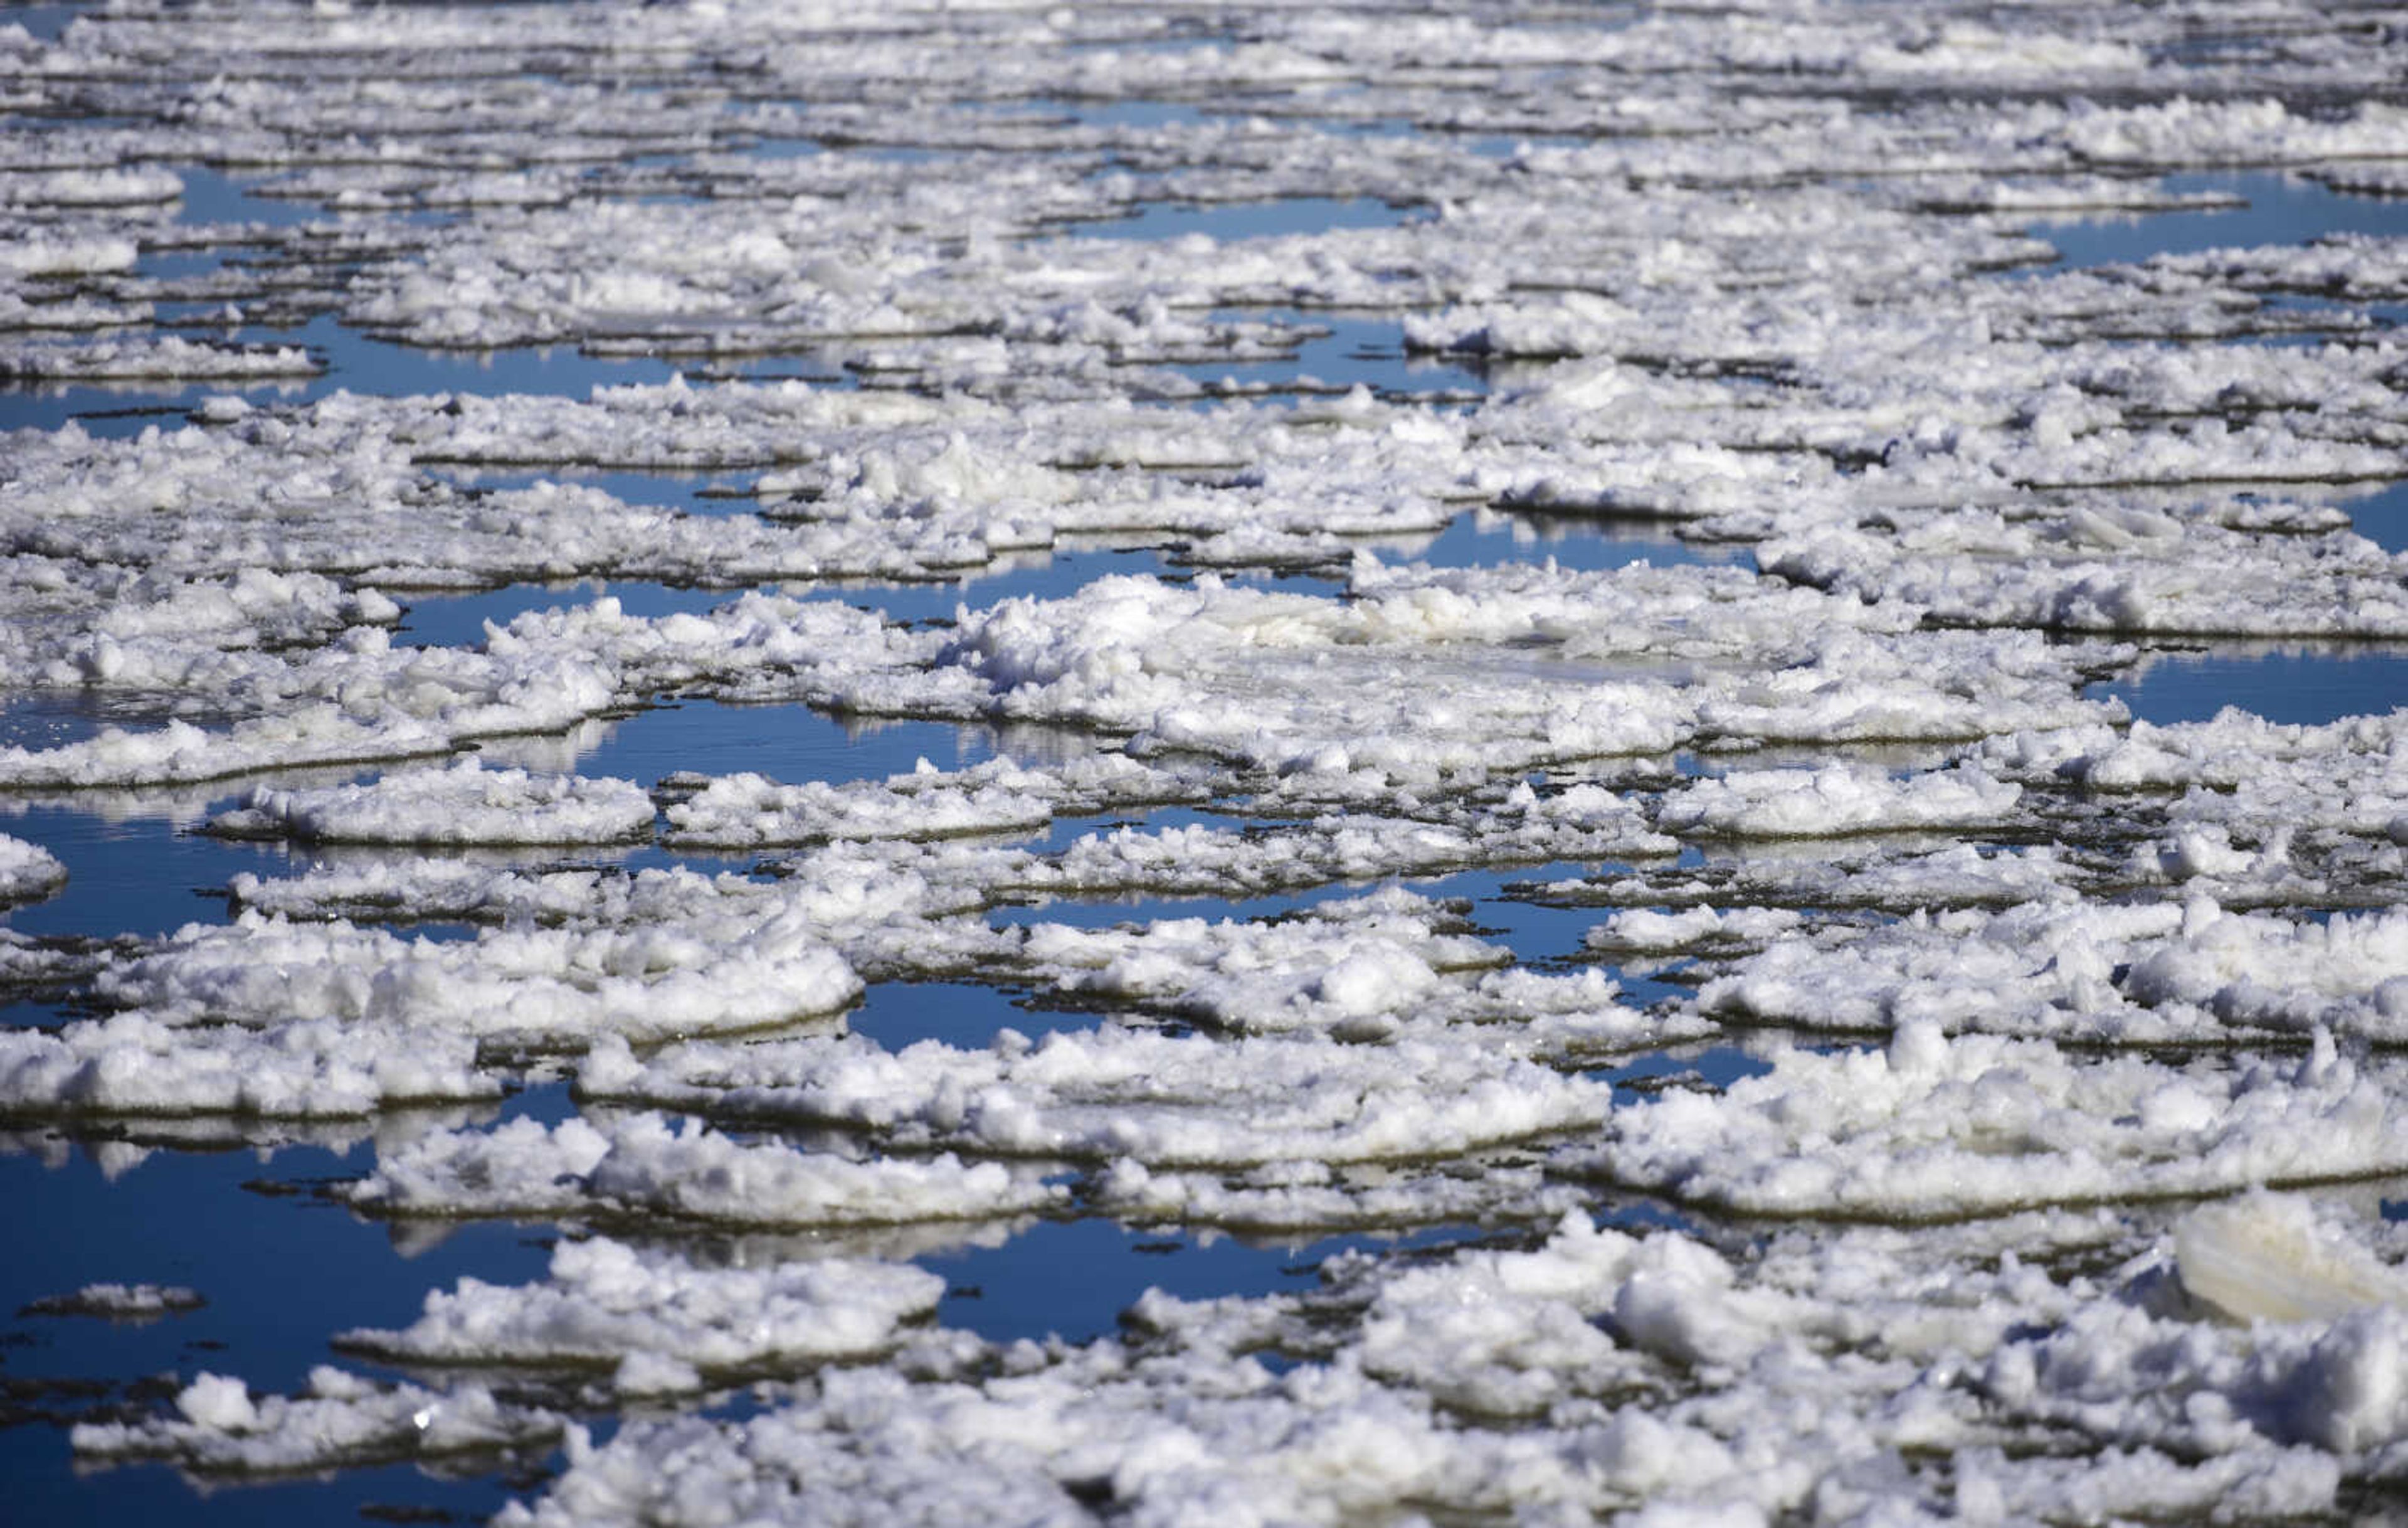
xmin=1987 ymin=1196 xmax=2408 ymax=1460
xmin=1985 ymin=710 xmax=2408 ymax=833
xmin=1581 ymin=1024 xmax=2408 ymax=1219
xmin=20 ymin=1281 xmax=203 ymax=1319
xmin=0 ymin=1012 xmax=500 ymax=1120
xmin=1692 ymin=896 xmax=2408 ymax=1044
xmin=0 ymin=831 xmax=65 ymax=906
xmin=1011 ymin=797 xmax=1675 ymax=898
xmin=1765 ymin=508 xmax=2408 ymax=639
xmin=932 ymin=565 xmax=2123 ymax=775
xmin=662 ymin=753 xmax=1200 ymax=847
xmin=0 ymin=336 xmax=319 ymax=381
xmin=579 ymin=1023 xmax=1613 ymax=1170
xmin=203 ymin=756 xmax=657 ymax=845
xmin=482 ymin=1204 xmax=2408 ymax=1527
xmin=335 ymin=1236 xmax=946 ymax=1381
xmin=0 ymin=642 xmax=618 ymax=788
xmin=1974 ymin=712 xmax=2408 ymax=902
xmin=72 ymin=1367 xmax=562 ymax=1477
xmin=351 ymin=1113 xmax=1065 ymax=1229
xmin=94 ymin=907 xmax=860 ymax=1048
xmin=1654 ymin=761 xmax=2022 ymax=839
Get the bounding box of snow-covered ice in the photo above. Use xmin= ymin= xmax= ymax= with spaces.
xmin=336 ymin=1236 xmax=947 ymax=1379
xmin=203 ymin=758 xmax=657 ymax=846
xmin=0 ymin=832 xmax=66 ymax=907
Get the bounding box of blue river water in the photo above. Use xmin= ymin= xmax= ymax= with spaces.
xmin=2086 ymin=644 xmax=2408 ymax=728
xmin=2 ymin=93 xmax=2405 ymax=1525
xmin=2027 ymin=171 xmax=2408 ymax=269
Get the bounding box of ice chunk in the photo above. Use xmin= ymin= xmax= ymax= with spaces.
xmin=1655 ymin=763 xmax=2022 ymax=839
xmin=203 ymin=758 xmax=657 ymax=846
xmin=350 ymin=1113 xmax=1065 ymax=1227
xmin=94 ymin=909 xmax=860 ymax=1048
xmin=1697 ymin=899 xmax=2408 ymax=1045
xmin=1583 ymin=1031 xmax=2408 ymax=1218
xmin=19 ymin=1281 xmax=204 ymax=1320
xmin=0 ymin=831 xmax=66 ymax=907
xmin=75 ymin=1370 xmax=561 ymax=1475
xmin=584 ymin=1022 xmax=1614 ymax=1169
xmin=338 ymin=1237 xmax=944 ymax=1373
xmin=0 ymin=1013 xmax=499 ymax=1118
xmin=2174 ymin=1193 xmax=2408 ymax=1324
